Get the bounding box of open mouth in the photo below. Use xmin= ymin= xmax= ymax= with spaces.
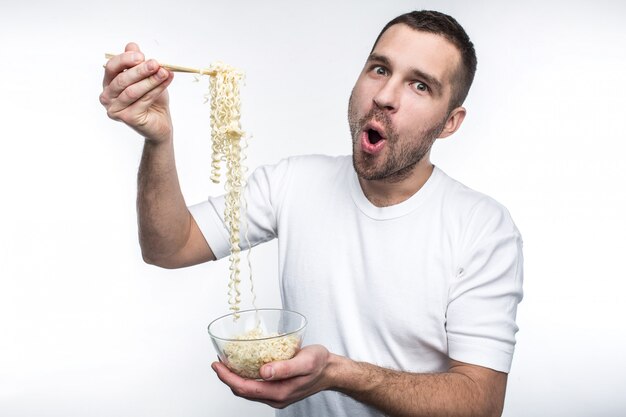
xmin=360 ymin=123 xmax=387 ymax=155
xmin=367 ymin=128 xmax=384 ymax=145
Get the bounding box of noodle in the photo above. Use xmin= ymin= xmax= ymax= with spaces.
xmin=223 ymin=329 xmax=300 ymax=379
xmin=202 ymin=61 xmax=253 ymax=316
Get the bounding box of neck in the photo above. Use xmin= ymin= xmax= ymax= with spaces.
xmin=358 ymin=158 xmax=434 ymax=207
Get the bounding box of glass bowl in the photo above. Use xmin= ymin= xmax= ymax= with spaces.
xmin=208 ymin=308 xmax=307 ymax=379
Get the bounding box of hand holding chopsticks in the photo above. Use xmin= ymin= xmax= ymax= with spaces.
xmin=104 ymin=53 xmax=217 ymax=76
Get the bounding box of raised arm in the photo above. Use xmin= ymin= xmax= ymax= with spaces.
xmin=100 ymin=42 xmax=215 ymax=268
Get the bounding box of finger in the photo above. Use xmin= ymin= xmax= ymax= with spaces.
xmin=107 ymin=66 xmax=172 ymax=113
xmin=260 ymin=345 xmax=328 ymax=381
xmin=211 ymin=361 xmax=241 ymax=385
xmin=260 ymin=351 xmax=311 ymax=381
xmin=106 ymin=58 xmax=162 ymax=99
xmin=212 ymin=362 xmax=265 ymax=397
xmin=128 ymin=69 xmax=174 ymax=108
xmin=125 ymin=42 xmax=140 ymax=53
xmin=101 ymin=68 xmax=171 ymax=119
xmin=212 ymin=361 xmax=292 ymax=408
xmin=102 ymin=48 xmax=145 ymax=88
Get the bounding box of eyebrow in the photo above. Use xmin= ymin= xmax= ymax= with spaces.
xmin=366 ymin=53 xmax=444 ymax=96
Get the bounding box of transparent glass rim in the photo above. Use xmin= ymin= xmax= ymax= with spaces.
xmin=207 ymin=308 xmax=307 ymax=342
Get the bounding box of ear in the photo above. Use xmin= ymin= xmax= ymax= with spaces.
xmin=438 ymin=106 xmax=466 ymax=139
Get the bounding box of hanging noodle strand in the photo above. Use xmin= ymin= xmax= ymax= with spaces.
xmin=202 ymin=61 xmax=255 ymax=317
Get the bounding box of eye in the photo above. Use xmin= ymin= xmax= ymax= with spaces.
xmin=412 ymin=82 xmax=429 ymax=93
xmin=372 ymin=65 xmax=388 ymax=76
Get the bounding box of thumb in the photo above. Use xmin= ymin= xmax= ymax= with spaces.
xmin=260 ymin=363 xmax=276 ymax=380
xmin=260 ymin=357 xmax=304 ymax=380
xmin=125 ymin=42 xmax=141 ymax=53
xmin=260 ymin=345 xmax=325 ymax=381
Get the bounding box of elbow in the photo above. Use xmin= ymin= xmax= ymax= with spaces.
xmin=481 ymin=406 xmax=503 ymax=417
xmin=479 ymin=391 xmax=505 ymax=417
xmin=470 ymin=388 xmax=505 ymax=417
xmin=140 ymin=246 xmax=213 ymax=269
xmin=485 ymin=408 xmax=503 ymax=417
xmin=141 ymin=250 xmax=181 ymax=269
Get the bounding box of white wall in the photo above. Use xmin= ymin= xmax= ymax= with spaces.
xmin=1 ymin=0 xmax=625 ymax=416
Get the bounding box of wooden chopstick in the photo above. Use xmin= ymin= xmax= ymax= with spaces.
xmin=104 ymin=53 xmax=217 ymax=76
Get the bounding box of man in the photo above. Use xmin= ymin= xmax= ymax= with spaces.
xmin=100 ymin=10 xmax=523 ymax=417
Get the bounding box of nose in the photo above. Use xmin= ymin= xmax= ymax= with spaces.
xmin=373 ymin=79 xmax=400 ymax=112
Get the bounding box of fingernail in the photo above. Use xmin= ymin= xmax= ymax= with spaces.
xmin=132 ymin=53 xmax=141 ymax=62
xmin=147 ymin=60 xmax=157 ymax=71
xmin=261 ymin=365 xmax=274 ymax=380
xmin=157 ymin=68 xmax=168 ymax=79
xmin=211 ymin=363 xmax=218 ymax=373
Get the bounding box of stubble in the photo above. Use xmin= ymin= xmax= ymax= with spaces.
xmin=348 ymin=94 xmax=446 ymax=183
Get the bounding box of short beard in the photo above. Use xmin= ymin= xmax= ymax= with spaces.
xmin=348 ymin=94 xmax=447 ymax=183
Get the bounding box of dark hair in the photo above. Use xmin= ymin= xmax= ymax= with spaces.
xmin=372 ymin=10 xmax=477 ymax=110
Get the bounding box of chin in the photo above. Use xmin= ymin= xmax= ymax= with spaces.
xmin=353 ymin=155 xmax=381 ymax=180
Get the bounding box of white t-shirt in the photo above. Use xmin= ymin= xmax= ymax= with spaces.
xmin=189 ymin=154 xmax=523 ymax=417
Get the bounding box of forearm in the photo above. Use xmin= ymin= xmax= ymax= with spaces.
xmin=329 ymin=355 xmax=505 ymax=417
xmin=137 ymin=136 xmax=191 ymax=264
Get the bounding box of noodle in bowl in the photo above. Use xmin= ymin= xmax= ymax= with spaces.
xmin=208 ymin=308 xmax=307 ymax=379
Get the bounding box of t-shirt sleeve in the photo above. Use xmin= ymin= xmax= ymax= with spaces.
xmin=188 ymin=159 xmax=291 ymax=260
xmin=446 ymin=198 xmax=524 ymax=373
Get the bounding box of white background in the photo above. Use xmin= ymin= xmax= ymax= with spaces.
xmin=1 ymin=0 xmax=625 ymax=416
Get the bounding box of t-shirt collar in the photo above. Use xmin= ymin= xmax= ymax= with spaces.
xmin=350 ymin=165 xmax=442 ymax=220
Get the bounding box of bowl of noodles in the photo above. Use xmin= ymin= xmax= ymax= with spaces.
xmin=208 ymin=308 xmax=307 ymax=379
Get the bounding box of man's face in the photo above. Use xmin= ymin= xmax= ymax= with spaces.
xmin=348 ymin=24 xmax=461 ymax=182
